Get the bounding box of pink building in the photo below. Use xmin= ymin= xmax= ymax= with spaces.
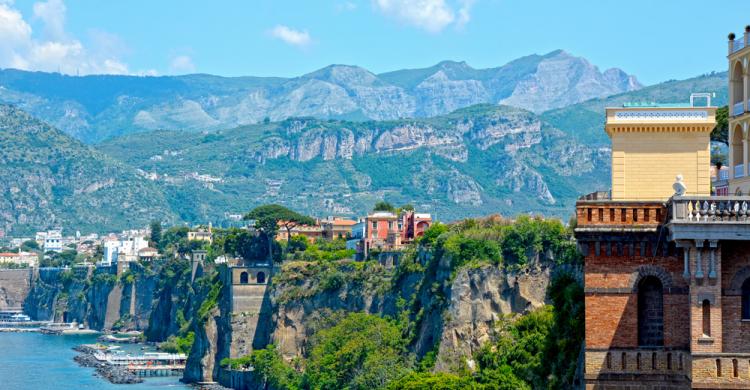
xmin=361 ymin=210 xmax=432 ymax=258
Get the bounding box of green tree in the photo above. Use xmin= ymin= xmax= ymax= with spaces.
xmin=304 ymin=312 xmax=413 ymax=390
xmin=150 ymin=220 xmax=162 ymax=249
xmin=20 ymin=240 xmax=39 ymax=251
xmin=244 ymin=204 xmax=315 ymax=261
xmin=711 ymin=105 xmax=728 ymax=144
xmin=373 ymin=201 xmax=395 ymax=212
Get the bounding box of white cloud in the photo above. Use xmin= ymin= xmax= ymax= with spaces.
xmin=456 ymin=0 xmax=474 ymax=28
xmin=33 ymin=0 xmax=66 ymax=40
xmin=373 ymin=0 xmax=476 ymax=32
xmin=0 ymin=0 xmax=133 ymax=75
xmin=269 ymin=25 xmax=312 ymax=47
xmin=169 ymin=55 xmax=196 ymax=74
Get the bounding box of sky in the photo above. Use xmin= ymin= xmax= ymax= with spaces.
xmin=1 ymin=0 xmax=749 ymax=85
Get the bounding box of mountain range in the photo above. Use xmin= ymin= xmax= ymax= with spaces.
xmin=0 ymin=50 xmax=729 ymax=235
xmin=0 ymin=50 xmax=639 ymax=144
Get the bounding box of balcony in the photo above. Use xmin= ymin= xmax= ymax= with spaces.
xmin=736 ymin=164 xmax=745 ymax=178
xmin=731 ymin=35 xmax=747 ymax=54
xmin=733 ymin=101 xmax=746 ymax=117
xmin=668 ymin=196 xmax=750 ymax=241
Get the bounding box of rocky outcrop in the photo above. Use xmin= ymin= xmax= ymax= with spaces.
xmin=434 ymin=265 xmax=551 ymax=372
xmin=0 ymin=269 xmax=33 ymax=311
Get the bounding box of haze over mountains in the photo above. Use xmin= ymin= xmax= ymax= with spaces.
xmin=0 ymin=50 xmax=728 ymax=235
xmin=0 ymin=50 xmax=640 ymax=143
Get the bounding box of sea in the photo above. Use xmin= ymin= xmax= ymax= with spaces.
xmin=0 ymin=332 xmax=191 ymax=390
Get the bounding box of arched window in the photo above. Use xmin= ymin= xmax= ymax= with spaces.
xmin=638 ymin=276 xmax=664 ymax=346
xmin=621 ymin=352 xmax=627 ymax=370
xmin=702 ymin=300 xmax=711 ymax=337
xmin=240 ymin=271 xmax=249 ymax=284
xmin=606 ymin=352 xmax=612 ymax=369
xmin=257 ymin=271 xmax=266 ymax=284
xmin=742 ymin=278 xmax=750 ymax=320
xmin=732 ymin=124 xmax=744 ymax=176
xmin=732 ymin=61 xmax=745 ymax=108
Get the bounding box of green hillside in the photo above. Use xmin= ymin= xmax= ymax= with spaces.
xmin=0 ymin=104 xmax=176 ymax=235
xmin=97 ymin=104 xmax=610 ymax=225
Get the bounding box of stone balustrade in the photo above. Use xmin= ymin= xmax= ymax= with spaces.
xmin=671 ymin=196 xmax=750 ymax=223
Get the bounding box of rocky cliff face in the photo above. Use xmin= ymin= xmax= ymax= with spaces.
xmin=0 ymin=269 xmax=33 ymax=311
xmin=97 ymin=104 xmax=609 ymax=227
xmin=0 ymin=50 xmax=639 ymax=143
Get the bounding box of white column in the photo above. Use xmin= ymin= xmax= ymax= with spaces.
xmin=731 ymin=126 xmax=736 ymax=180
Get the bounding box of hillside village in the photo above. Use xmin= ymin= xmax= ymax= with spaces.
xmin=0 ymin=203 xmax=433 ymax=275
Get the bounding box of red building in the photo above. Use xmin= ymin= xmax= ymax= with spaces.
xmin=360 ymin=210 xmax=432 ymax=258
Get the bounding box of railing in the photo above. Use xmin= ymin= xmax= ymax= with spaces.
xmin=671 ymin=196 xmax=750 ymax=222
xmin=736 ymin=164 xmax=745 ymax=178
xmin=576 ymin=201 xmax=666 ymax=227
xmin=732 ymin=36 xmax=746 ymax=53
xmin=734 ymin=101 xmax=746 ymax=116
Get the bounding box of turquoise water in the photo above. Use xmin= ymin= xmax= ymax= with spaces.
xmin=0 ymin=332 xmax=191 ymax=390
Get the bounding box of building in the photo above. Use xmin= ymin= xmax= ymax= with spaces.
xmin=359 ymin=211 xmax=432 ymax=258
xmin=576 ymin=84 xmax=750 ymax=388
xmin=712 ymin=165 xmax=730 ymax=196
xmin=100 ymin=234 xmax=149 ymax=269
xmin=42 ymin=229 xmax=63 ymax=253
xmin=275 ymin=223 xmax=324 ymax=243
xmin=729 ymin=28 xmax=750 ymax=195
xmin=188 ymin=224 xmax=213 ymax=243
xmin=0 ymin=252 xmax=38 ymax=267
xmin=138 ymin=247 xmax=159 ymax=261
xmin=400 ymin=211 xmax=432 ymax=243
xmin=321 ymin=217 xmax=358 ymax=240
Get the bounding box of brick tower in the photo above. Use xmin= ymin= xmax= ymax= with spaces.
xmin=576 ymin=85 xmax=750 ymax=389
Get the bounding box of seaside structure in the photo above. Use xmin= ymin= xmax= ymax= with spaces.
xmin=577 ymin=86 xmax=750 ymax=387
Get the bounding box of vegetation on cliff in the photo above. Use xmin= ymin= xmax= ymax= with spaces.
xmin=220 ymin=214 xmax=583 ymax=390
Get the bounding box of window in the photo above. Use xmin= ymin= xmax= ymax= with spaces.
xmin=257 ymin=272 xmax=266 ymax=284
xmin=239 ymin=271 xmax=249 ymax=284
xmin=621 ymin=352 xmax=627 ymax=370
xmin=606 ymin=352 xmax=612 ymax=369
xmin=702 ymin=300 xmax=711 ymax=337
xmin=667 ymin=353 xmax=672 ymax=370
xmin=717 ymin=359 xmax=722 ymax=377
xmin=638 ymin=276 xmax=664 ymax=346
xmin=742 ymin=278 xmax=750 ymax=320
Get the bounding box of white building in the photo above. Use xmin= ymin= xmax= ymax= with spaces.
xmin=43 ymin=230 xmax=63 ymax=253
xmin=100 ymin=235 xmax=149 ymax=267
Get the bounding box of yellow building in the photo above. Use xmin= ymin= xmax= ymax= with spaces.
xmin=605 ymin=101 xmax=716 ymax=201
xmin=728 ymin=29 xmax=750 ymax=195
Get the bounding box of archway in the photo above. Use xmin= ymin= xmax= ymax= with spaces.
xmin=733 ymin=61 xmax=745 ymax=112
xmin=732 ymin=124 xmax=744 ymax=177
xmin=240 ymin=271 xmax=249 ymax=284
xmin=742 ymin=278 xmax=750 ymax=320
xmin=257 ymin=272 xmax=266 ymax=284
xmin=638 ymin=276 xmax=664 ymax=346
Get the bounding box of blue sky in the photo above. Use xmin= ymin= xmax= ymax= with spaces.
xmin=1 ymin=0 xmax=749 ymax=85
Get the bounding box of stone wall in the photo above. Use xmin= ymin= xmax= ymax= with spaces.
xmin=0 ymin=268 xmax=32 ymax=310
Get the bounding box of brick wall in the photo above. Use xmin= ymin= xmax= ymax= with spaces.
xmin=585 ymin=250 xmax=690 ymax=350
xmin=722 ymin=242 xmax=750 ymax=353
